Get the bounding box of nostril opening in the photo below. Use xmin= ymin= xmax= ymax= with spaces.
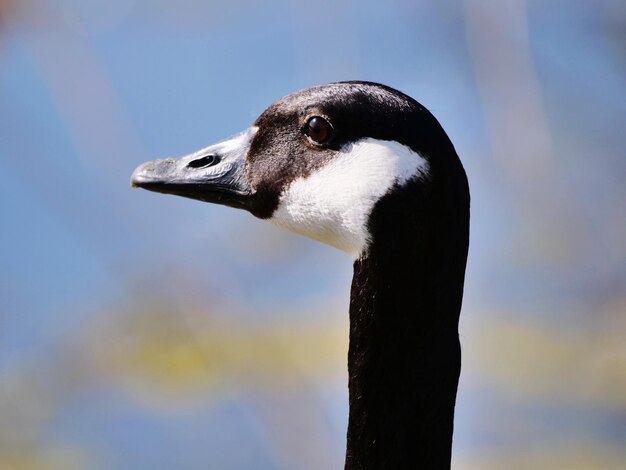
xmin=187 ymin=154 xmax=219 ymax=169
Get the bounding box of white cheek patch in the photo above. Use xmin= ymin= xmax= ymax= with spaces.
xmin=269 ymin=138 xmax=429 ymax=259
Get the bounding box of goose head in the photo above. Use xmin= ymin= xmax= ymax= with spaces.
xmin=131 ymin=81 xmax=460 ymax=259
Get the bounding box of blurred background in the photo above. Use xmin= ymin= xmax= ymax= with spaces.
xmin=1 ymin=0 xmax=625 ymax=468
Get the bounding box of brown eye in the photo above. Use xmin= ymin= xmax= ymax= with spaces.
xmin=304 ymin=116 xmax=332 ymax=144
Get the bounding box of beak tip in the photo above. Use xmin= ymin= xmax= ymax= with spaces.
xmin=130 ymin=163 xmax=153 ymax=188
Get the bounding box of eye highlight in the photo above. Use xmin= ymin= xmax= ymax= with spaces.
xmin=304 ymin=116 xmax=333 ymax=144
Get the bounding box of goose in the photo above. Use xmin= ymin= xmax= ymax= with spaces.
xmin=131 ymin=81 xmax=470 ymax=469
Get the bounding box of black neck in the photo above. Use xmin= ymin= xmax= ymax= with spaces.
xmin=344 ymin=175 xmax=469 ymax=469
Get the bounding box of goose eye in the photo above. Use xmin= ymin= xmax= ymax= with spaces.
xmin=304 ymin=116 xmax=332 ymax=144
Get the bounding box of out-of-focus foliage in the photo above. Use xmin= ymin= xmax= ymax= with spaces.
xmin=1 ymin=0 xmax=625 ymax=469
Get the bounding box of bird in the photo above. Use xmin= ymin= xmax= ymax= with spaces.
xmin=131 ymin=81 xmax=470 ymax=469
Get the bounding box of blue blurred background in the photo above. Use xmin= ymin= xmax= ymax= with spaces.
xmin=1 ymin=0 xmax=625 ymax=468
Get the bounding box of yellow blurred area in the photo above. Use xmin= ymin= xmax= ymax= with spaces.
xmin=88 ymin=304 xmax=348 ymax=409
xmin=82 ymin=296 xmax=626 ymax=413
xmin=465 ymin=300 xmax=626 ymax=407
xmin=0 ymin=446 xmax=88 ymax=470
xmin=460 ymin=443 xmax=626 ymax=470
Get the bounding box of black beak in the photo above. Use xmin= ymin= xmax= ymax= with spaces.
xmin=131 ymin=128 xmax=255 ymax=211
